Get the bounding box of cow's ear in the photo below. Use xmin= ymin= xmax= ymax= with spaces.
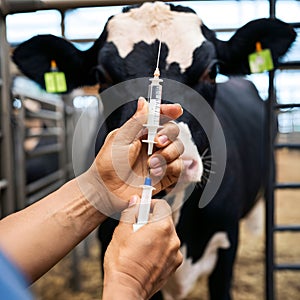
xmin=205 ymin=18 xmax=296 ymax=75
xmin=12 ymin=34 xmax=99 ymax=92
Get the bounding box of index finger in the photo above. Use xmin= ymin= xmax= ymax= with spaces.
xmin=117 ymin=100 xmax=183 ymax=145
xmin=114 ymin=97 xmax=148 ymax=144
xmin=160 ymin=103 xmax=183 ymax=124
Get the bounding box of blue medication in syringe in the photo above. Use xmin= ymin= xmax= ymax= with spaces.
xmin=133 ymin=177 xmax=156 ymax=232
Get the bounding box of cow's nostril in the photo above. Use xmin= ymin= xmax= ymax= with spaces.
xmin=184 ymin=159 xmax=197 ymax=170
xmin=181 ymin=156 xmax=203 ymax=183
xmin=189 ymin=160 xmax=197 ymax=170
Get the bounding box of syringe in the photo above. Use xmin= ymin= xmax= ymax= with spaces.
xmin=142 ymin=40 xmax=163 ymax=155
xmin=133 ymin=40 xmax=162 ymax=231
xmin=133 ymin=176 xmax=156 ymax=232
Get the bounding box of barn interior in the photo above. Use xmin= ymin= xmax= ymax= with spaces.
xmin=0 ymin=1 xmax=299 ymax=299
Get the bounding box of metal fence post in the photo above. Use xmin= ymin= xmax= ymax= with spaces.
xmin=0 ymin=11 xmax=15 ymax=217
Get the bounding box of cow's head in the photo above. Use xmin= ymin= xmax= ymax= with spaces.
xmin=12 ymin=2 xmax=296 ymax=101
xmin=12 ymin=1 xmax=296 ymax=190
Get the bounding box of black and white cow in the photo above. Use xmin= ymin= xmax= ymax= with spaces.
xmin=12 ymin=2 xmax=296 ymax=299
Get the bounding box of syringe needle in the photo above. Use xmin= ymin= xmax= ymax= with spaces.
xmin=156 ymin=39 xmax=162 ymax=71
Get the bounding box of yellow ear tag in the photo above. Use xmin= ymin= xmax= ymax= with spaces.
xmin=248 ymin=42 xmax=274 ymax=73
xmin=44 ymin=60 xmax=67 ymax=93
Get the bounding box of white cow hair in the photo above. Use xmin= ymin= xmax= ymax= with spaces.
xmin=107 ymin=1 xmax=205 ymax=72
xmin=165 ymin=120 xmax=204 ymax=232
xmin=243 ymin=197 xmax=264 ymax=236
xmin=177 ymin=121 xmax=203 ymax=183
xmin=162 ymin=232 xmax=230 ymax=300
xmin=166 ymin=121 xmax=203 ymax=221
xmin=171 ymin=189 xmax=186 ymax=226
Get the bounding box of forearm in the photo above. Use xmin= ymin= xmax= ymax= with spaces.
xmin=0 ymin=176 xmax=106 ymax=283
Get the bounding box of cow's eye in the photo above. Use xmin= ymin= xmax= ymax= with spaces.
xmin=209 ymin=62 xmax=219 ymax=80
xmin=200 ymin=59 xmax=219 ymax=83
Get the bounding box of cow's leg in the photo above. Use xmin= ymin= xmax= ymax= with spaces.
xmin=208 ymin=223 xmax=239 ymax=300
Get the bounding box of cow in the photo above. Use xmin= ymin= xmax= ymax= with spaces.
xmin=12 ymin=2 xmax=296 ymax=299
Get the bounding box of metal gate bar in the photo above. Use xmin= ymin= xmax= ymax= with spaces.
xmin=12 ymin=91 xmax=67 ymax=208
xmin=0 ymin=11 xmax=14 ymax=217
xmin=0 ymin=0 xmax=182 ymax=15
xmin=266 ymin=68 xmax=276 ymax=300
xmin=266 ymin=65 xmax=300 ymax=300
xmin=266 ymin=1 xmax=300 ymax=298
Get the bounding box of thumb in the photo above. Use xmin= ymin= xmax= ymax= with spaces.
xmin=119 ymin=195 xmax=140 ymax=224
xmin=116 ymin=97 xmax=148 ymax=144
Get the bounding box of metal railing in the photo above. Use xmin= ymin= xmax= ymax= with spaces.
xmin=0 ymin=0 xmax=179 ymax=15
xmin=265 ymin=2 xmax=300 ymax=299
xmin=12 ymin=78 xmax=67 ymax=207
xmin=0 ymin=12 xmax=14 ymax=218
xmin=266 ymin=68 xmax=300 ymax=300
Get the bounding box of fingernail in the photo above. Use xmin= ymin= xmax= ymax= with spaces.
xmin=149 ymin=156 xmax=161 ymax=168
xmin=137 ymin=97 xmax=146 ymax=111
xmin=175 ymin=103 xmax=183 ymax=110
xmin=129 ymin=195 xmax=138 ymax=207
xmin=158 ymin=135 xmax=168 ymax=145
xmin=151 ymin=167 xmax=163 ymax=177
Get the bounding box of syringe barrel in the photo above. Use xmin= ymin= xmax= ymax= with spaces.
xmin=136 ymin=185 xmax=153 ymax=224
xmin=133 ymin=177 xmax=156 ymax=231
xmin=143 ymin=76 xmax=163 ymax=156
xmin=148 ymin=77 xmax=163 ymax=101
xmin=147 ymin=77 xmax=163 ymax=127
xmin=148 ymin=77 xmax=163 ymax=114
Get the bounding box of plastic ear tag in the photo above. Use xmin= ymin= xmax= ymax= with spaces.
xmin=248 ymin=42 xmax=274 ymax=73
xmin=44 ymin=60 xmax=67 ymax=93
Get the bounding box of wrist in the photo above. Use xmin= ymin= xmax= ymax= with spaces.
xmin=79 ymin=162 xmax=131 ymax=217
xmin=102 ymin=272 xmax=145 ymax=300
xmin=76 ymin=165 xmax=114 ymax=217
xmin=53 ymin=178 xmax=106 ymax=236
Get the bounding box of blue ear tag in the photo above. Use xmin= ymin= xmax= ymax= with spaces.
xmin=44 ymin=60 xmax=67 ymax=93
xmin=248 ymin=42 xmax=274 ymax=73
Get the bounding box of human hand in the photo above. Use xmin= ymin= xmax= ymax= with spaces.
xmin=79 ymin=97 xmax=184 ymax=216
xmin=102 ymin=198 xmax=183 ymax=300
